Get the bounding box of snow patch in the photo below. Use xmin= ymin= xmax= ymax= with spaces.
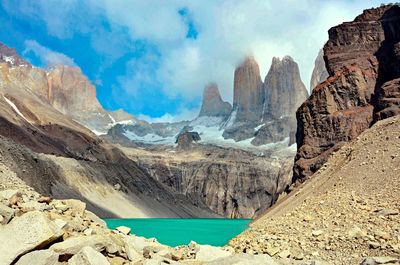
xmin=108 ymin=113 xmax=116 ymax=124
xmin=3 ymin=56 xmax=15 ymax=64
xmin=123 ymin=130 xmax=176 ymax=145
xmin=223 ymin=109 xmax=237 ymax=128
xmin=3 ymin=96 xmax=30 ymax=124
xmin=254 ymin=124 xmax=264 ymax=132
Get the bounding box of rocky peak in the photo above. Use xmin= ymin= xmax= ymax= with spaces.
xmin=232 ymin=56 xmax=263 ymax=121
xmin=0 ymin=42 xmax=29 ymax=67
xmin=263 ymin=56 xmax=308 ymax=121
xmin=109 ymin=109 xmax=136 ymax=123
xmin=294 ymin=4 xmax=400 ymax=181
xmin=198 ymin=82 xmax=231 ymax=118
xmin=310 ymin=49 xmax=329 ymax=90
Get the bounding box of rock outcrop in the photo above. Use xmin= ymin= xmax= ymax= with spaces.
xmin=232 ymin=56 xmax=264 ymax=122
xmin=198 ymin=83 xmax=231 ymax=118
xmin=46 ymin=65 xmax=113 ymax=132
xmin=310 ymin=49 xmax=329 ymax=90
xmin=0 ymin=43 xmax=29 ymax=67
xmin=263 ymin=56 xmax=308 ymax=121
xmin=294 ymin=4 xmax=400 ymax=181
xmin=223 ymin=55 xmax=308 ymax=145
xmin=175 ymin=131 xmax=201 ymax=149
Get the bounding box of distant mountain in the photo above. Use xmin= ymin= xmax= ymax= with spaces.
xmin=310 ymin=49 xmax=329 ymax=90
xmin=198 ymin=82 xmax=232 ymax=118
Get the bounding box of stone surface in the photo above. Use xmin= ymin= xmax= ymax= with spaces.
xmin=68 ymin=246 xmax=110 ymax=265
xmin=115 ymin=225 xmax=131 ymax=235
xmin=198 ymin=83 xmax=231 ymax=118
xmin=232 ymin=56 xmax=263 ymax=122
xmin=294 ymin=4 xmax=400 ymax=181
xmin=310 ymin=49 xmax=329 ymax=90
xmin=0 ymin=211 xmax=62 ymax=265
xmin=50 ymin=235 xmax=110 ymax=255
xmin=195 ymin=244 xmax=232 ymax=262
xmin=15 ymin=249 xmax=59 ymax=265
xmin=206 ymin=253 xmax=278 ymax=265
xmin=0 ymin=203 xmax=15 ymax=224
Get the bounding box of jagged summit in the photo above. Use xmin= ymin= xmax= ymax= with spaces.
xmin=198 ymin=82 xmax=231 ymax=118
xmin=0 ymin=42 xmax=29 ymax=67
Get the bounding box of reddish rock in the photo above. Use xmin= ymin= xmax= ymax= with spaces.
xmin=232 ymin=56 xmax=263 ymax=122
xmin=294 ymin=4 xmax=400 ymax=181
xmin=198 ymin=83 xmax=231 ymax=117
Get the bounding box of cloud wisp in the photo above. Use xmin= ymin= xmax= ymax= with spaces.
xmin=23 ymin=40 xmax=76 ymax=67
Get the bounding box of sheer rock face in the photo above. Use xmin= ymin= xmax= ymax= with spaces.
xmin=310 ymin=49 xmax=329 ymax=90
xmin=198 ymin=83 xmax=231 ymax=118
xmin=263 ymin=56 xmax=308 ymax=121
xmin=232 ymin=56 xmax=263 ymax=122
xmin=294 ymin=4 xmax=400 ymax=181
xmin=46 ymin=65 xmax=113 ymax=132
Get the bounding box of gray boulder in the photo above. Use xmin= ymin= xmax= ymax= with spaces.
xmin=0 ymin=211 xmax=62 ymax=265
xmin=16 ymin=249 xmax=59 ymax=265
xmin=68 ymin=246 xmax=110 ymax=265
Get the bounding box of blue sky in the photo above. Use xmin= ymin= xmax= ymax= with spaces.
xmin=0 ymin=0 xmax=392 ymax=121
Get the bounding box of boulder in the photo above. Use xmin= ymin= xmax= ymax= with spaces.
xmin=195 ymin=244 xmax=232 ymax=262
xmin=115 ymin=226 xmax=131 ymax=235
xmin=64 ymin=199 xmax=86 ymax=216
xmin=0 ymin=203 xmax=15 ymax=224
xmin=205 ymin=253 xmax=278 ymax=265
xmin=0 ymin=211 xmax=62 ymax=265
xmin=68 ymin=246 xmax=110 ymax=265
xmin=50 ymin=235 xmax=110 ymax=256
xmin=15 ymin=249 xmax=59 ymax=265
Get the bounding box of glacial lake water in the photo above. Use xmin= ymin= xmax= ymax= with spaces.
xmin=104 ymin=218 xmax=251 ymax=247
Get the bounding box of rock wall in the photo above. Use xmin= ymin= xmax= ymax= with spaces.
xmin=310 ymin=49 xmax=329 ymax=90
xmin=294 ymin=4 xmax=400 ymax=181
xmin=198 ymin=83 xmax=231 ymax=118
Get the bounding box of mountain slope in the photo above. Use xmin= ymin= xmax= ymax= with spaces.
xmin=230 ymin=114 xmax=400 ymax=264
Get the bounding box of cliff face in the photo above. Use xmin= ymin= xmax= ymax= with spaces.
xmin=224 ymin=56 xmax=308 ymax=144
xmin=232 ymin=56 xmax=264 ymax=122
xmin=263 ymin=56 xmax=308 ymax=121
xmin=198 ymin=82 xmax=231 ymax=118
xmin=123 ymin=145 xmax=294 ymax=218
xmin=46 ymin=65 xmax=113 ymax=132
xmin=294 ymin=4 xmax=400 ymax=181
xmin=310 ymin=49 xmax=329 ymax=90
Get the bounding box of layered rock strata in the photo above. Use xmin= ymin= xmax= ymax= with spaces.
xmin=294 ymin=4 xmax=400 ymax=181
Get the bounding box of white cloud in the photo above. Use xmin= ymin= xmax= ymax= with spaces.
xmin=90 ymin=0 xmax=392 ymax=101
xmin=23 ymin=40 xmax=76 ymax=66
xmin=15 ymin=0 xmax=394 ymax=106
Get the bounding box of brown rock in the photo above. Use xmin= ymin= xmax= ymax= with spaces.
xmin=198 ymin=83 xmax=231 ymax=118
xmin=232 ymin=56 xmax=263 ymax=122
xmin=294 ymin=5 xmax=400 ymax=181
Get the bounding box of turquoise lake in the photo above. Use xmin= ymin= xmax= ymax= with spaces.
xmin=105 ymin=218 xmax=251 ymax=247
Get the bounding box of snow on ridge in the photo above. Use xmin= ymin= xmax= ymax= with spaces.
xmin=108 ymin=113 xmax=116 ymax=124
xmin=123 ymin=130 xmax=176 ymax=145
xmin=3 ymin=96 xmax=30 ymax=124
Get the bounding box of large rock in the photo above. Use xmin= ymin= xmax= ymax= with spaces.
xmin=15 ymin=250 xmax=59 ymax=265
xmin=263 ymin=56 xmax=308 ymax=121
xmin=232 ymin=56 xmax=263 ymax=122
xmin=205 ymin=253 xmax=278 ymax=265
xmin=310 ymin=49 xmax=329 ymax=90
xmin=294 ymin=4 xmax=400 ymax=181
xmin=0 ymin=203 xmax=15 ymax=224
xmin=195 ymin=245 xmax=232 ymax=262
xmin=198 ymin=83 xmax=231 ymax=118
xmin=0 ymin=211 xmax=62 ymax=265
xmin=50 ymin=235 xmax=111 ymax=256
xmin=68 ymin=246 xmax=110 ymax=265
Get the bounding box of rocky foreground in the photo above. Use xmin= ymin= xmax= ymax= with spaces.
xmin=230 ymin=115 xmax=400 ymax=265
xmin=0 ymin=168 xmax=279 ymax=265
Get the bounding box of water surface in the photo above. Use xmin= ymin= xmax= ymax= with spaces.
xmin=105 ymin=218 xmax=251 ymax=247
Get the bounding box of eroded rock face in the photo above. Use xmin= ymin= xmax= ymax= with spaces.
xmin=46 ymin=65 xmax=113 ymax=132
xmin=232 ymin=56 xmax=263 ymax=122
xmin=263 ymin=56 xmax=308 ymax=121
xmin=198 ymin=83 xmax=231 ymax=118
xmin=294 ymin=4 xmax=400 ymax=181
xmin=310 ymin=49 xmax=329 ymax=90
xmin=0 ymin=43 xmax=29 ymax=67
